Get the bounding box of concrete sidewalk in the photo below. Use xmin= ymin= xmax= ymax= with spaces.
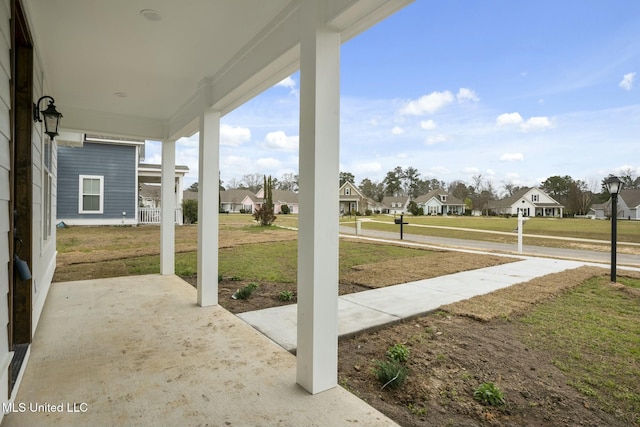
xmin=238 ymin=257 xmax=587 ymax=352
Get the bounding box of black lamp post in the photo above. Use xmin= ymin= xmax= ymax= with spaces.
xmin=34 ymin=96 xmax=63 ymax=139
xmin=604 ymin=176 xmax=623 ymax=282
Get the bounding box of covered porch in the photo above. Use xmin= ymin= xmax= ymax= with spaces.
xmin=2 ymin=275 xmax=396 ymax=426
xmin=18 ymin=0 xmax=413 ymax=407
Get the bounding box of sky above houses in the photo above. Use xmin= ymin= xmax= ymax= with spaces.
xmin=146 ymin=0 xmax=640 ymax=195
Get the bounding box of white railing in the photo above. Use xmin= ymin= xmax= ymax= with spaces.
xmin=138 ymin=208 xmax=183 ymax=225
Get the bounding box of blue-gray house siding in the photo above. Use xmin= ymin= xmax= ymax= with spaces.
xmin=57 ymin=142 xmax=137 ymax=224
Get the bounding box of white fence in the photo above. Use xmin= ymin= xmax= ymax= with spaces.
xmin=138 ymin=208 xmax=183 ymax=225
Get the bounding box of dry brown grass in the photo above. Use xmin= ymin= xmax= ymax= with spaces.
xmin=340 ymin=252 xmax=516 ymax=288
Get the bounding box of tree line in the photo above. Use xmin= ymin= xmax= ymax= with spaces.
xmin=204 ymin=166 xmax=639 ymax=217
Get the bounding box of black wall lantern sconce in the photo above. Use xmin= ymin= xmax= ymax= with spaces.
xmin=33 ymin=96 xmax=63 ymax=139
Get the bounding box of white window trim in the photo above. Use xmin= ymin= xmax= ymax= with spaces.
xmin=79 ymin=175 xmax=104 ymax=214
xmin=344 ymin=187 xmax=350 ymax=195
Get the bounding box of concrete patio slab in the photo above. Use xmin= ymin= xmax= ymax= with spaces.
xmin=2 ymin=275 xmax=398 ymax=427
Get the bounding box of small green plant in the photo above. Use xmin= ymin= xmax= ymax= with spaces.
xmin=407 ymin=403 xmax=426 ymax=416
xmin=473 ymin=382 xmax=505 ymax=406
xmin=373 ymin=360 xmax=408 ymax=389
xmin=230 ymin=276 xmax=242 ymax=281
xmin=278 ymin=290 xmax=294 ymax=301
xmin=386 ymin=343 xmax=409 ymax=363
xmin=232 ymin=283 xmax=259 ymax=300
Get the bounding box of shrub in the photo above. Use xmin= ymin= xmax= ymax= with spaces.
xmin=365 ymin=209 xmax=372 ymax=216
xmin=408 ymin=201 xmax=420 ymax=216
xmin=280 ymin=204 xmax=290 ymax=214
xmin=278 ymin=290 xmax=294 ymax=301
xmin=473 ymin=382 xmax=505 ymax=406
xmin=182 ymin=199 xmax=198 ymax=224
xmin=374 ymin=360 xmax=408 ymax=389
xmin=386 ymin=343 xmax=409 ymax=363
xmin=232 ymin=282 xmax=259 ymax=300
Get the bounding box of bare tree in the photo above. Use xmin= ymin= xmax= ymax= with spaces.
xmin=241 ymin=173 xmax=263 ymax=192
xmin=278 ymin=172 xmax=298 ymax=192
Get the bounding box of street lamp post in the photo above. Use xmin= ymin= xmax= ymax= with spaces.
xmin=604 ymin=176 xmax=623 ymax=282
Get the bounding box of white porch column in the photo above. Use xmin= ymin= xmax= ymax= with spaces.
xmin=296 ymin=0 xmax=340 ymax=394
xmin=160 ymin=139 xmax=176 ymax=275
xmin=197 ymin=109 xmax=220 ymax=307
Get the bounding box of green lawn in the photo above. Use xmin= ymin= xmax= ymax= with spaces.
xmin=520 ymin=276 xmax=640 ymax=424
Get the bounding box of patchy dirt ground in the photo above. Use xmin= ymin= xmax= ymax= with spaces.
xmin=337 ymin=266 xmax=640 ymax=427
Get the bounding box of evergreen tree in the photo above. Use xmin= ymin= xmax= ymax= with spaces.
xmin=253 ymin=175 xmax=277 ymax=226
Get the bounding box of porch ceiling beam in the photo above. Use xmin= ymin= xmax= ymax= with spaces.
xmin=59 ymin=106 xmax=167 ymax=141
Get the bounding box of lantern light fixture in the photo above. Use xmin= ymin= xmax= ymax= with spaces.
xmin=604 ymin=175 xmax=624 ymax=282
xmin=33 ymin=96 xmax=63 ymax=140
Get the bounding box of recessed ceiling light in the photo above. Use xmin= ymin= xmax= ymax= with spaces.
xmin=114 ymin=92 xmax=128 ymax=98
xmin=140 ymin=9 xmax=162 ymax=22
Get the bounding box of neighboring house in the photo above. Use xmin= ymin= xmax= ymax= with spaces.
xmin=414 ymin=189 xmax=466 ymax=215
xmin=338 ymin=182 xmax=378 ymax=214
xmin=219 ymin=189 xmax=257 ymax=213
xmin=252 ymin=189 xmax=299 ymax=214
xmin=139 ymin=183 xmax=161 ymax=208
xmin=590 ymin=189 xmax=640 ymax=220
xmin=57 ymin=135 xmax=188 ymax=225
xmin=382 ymin=196 xmax=410 ymax=214
xmin=489 ymin=187 xmax=564 ymax=217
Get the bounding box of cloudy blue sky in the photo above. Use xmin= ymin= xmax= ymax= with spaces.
xmin=147 ymin=0 xmax=640 ymax=195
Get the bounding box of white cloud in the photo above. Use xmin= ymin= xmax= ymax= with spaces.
xmin=276 ymin=76 xmax=298 ymax=95
xmin=500 ymin=153 xmax=524 ymax=162
xmin=391 ymin=126 xmax=404 ymax=135
xmin=496 ymin=112 xmax=524 ymax=126
xmin=521 ymin=116 xmax=552 ymax=131
xmin=425 ymin=134 xmax=448 ymax=145
xmin=457 ymin=88 xmax=479 ymax=103
xmin=256 ymin=157 xmax=281 ymax=169
xmin=463 ymin=167 xmax=480 ymax=174
xmin=220 ymin=124 xmax=251 ymax=147
xmin=400 ymin=90 xmax=454 ymax=115
xmin=619 ymin=72 xmax=636 ymax=91
xmin=496 ymin=112 xmax=552 ymax=131
xmin=420 ymin=119 xmax=437 ymax=130
xmin=263 ymin=131 xmax=299 ymax=152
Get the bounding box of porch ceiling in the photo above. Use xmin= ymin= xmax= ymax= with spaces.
xmin=23 ymin=0 xmax=412 ymax=141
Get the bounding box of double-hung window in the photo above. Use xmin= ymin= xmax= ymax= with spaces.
xmin=79 ymin=175 xmax=104 ymax=214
